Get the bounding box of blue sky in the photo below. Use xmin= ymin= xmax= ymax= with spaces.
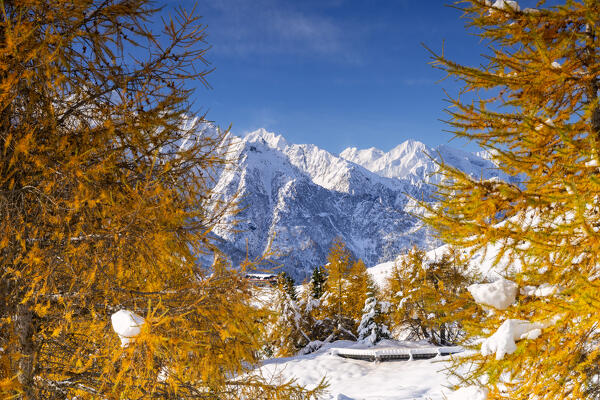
xmin=175 ymin=1 xmax=505 ymax=154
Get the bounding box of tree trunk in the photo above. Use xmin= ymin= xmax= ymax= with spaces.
xmin=585 ymin=22 xmax=600 ymax=145
xmin=440 ymin=323 xmax=447 ymax=346
xmin=337 ymin=280 xmax=342 ymax=327
xmin=593 ymin=106 xmax=600 ymax=142
xmin=15 ymin=303 xmax=35 ymax=400
xmin=419 ymin=321 xmax=430 ymax=341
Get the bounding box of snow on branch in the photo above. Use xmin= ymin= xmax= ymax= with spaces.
xmin=468 ymin=278 xmax=518 ymax=310
xmin=111 ymin=310 xmax=145 ymax=347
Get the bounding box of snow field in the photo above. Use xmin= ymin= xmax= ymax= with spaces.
xmin=258 ymin=340 xmax=466 ymax=400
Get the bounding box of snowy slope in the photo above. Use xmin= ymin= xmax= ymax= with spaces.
xmin=210 ymin=128 xmax=507 ymax=280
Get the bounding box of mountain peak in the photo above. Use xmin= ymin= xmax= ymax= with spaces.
xmin=388 ymin=139 xmax=428 ymax=160
xmin=245 ymin=128 xmax=289 ymax=151
xmin=390 ymin=139 xmax=427 ymax=152
xmin=340 ymin=138 xmax=507 ymax=184
xmin=340 ymin=139 xmax=432 ymax=180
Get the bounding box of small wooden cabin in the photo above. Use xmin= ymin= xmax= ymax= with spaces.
xmin=245 ymin=273 xmax=278 ymax=287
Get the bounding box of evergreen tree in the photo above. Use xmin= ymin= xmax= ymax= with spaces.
xmin=0 ymin=1 xmax=322 ymax=398
xmin=269 ymin=276 xmax=311 ymax=357
xmin=297 ymin=280 xmax=334 ymax=348
xmin=310 ymin=265 xmax=326 ymax=299
xmin=279 ymin=271 xmax=297 ymax=301
xmin=425 ymin=1 xmax=600 ymax=398
xmin=357 ymin=282 xmax=390 ymax=346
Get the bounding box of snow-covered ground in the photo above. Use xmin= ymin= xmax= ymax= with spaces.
xmin=257 ymin=340 xmax=463 ymax=400
xmin=256 ymin=239 xmax=523 ymax=400
xmin=252 ymin=234 xmax=529 ymax=399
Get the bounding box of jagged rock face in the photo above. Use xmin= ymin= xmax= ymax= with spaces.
xmin=210 ymin=129 xmax=505 ymax=281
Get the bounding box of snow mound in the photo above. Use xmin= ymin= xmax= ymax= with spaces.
xmin=447 ymin=385 xmax=488 ymax=400
xmin=111 ymin=309 xmax=145 ymax=347
xmin=481 ymin=319 xmax=542 ymax=360
xmin=468 ymin=278 xmax=518 ymax=310
xmin=367 ymin=260 xmax=397 ymax=288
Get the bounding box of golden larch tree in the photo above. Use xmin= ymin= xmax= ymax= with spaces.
xmin=346 ymin=258 xmax=370 ymax=326
xmin=320 ymin=238 xmax=370 ymax=338
xmin=0 ymin=1 xmax=322 ymax=399
xmin=321 ymin=238 xmax=355 ymax=338
xmin=425 ymin=0 xmax=600 ymax=398
xmin=384 ymin=247 xmax=476 ymax=346
xmin=323 ymin=238 xmax=353 ymax=326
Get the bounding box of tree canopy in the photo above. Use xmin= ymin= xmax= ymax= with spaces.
xmin=425 ymin=0 xmax=600 ymax=398
xmin=0 ymin=1 xmax=321 ymax=398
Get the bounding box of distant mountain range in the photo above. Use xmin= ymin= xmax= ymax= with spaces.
xmin=208 ymin=128 xmax=510 ymax=280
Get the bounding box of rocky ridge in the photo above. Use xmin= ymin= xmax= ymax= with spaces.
xmin=209 ymin=128 xmax=509 ymax=280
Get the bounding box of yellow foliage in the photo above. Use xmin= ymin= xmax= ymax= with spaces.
xmin=384 ymin=247 xmax=477 ymax=346
xmin=0 ymin=1 xmax=322 ymax=399
xmin=424 ymin=1 xmax=600 ymax=398
xmin=321 ymin=238 xmax=368 ymax=337
xmin=347 ymin=259 xmax=370 ymax=323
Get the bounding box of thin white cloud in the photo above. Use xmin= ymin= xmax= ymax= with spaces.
xmin=402 ymin=78 xmax=435 ymax=86
xmin=201 ymin=0 xmax=358 ymax=60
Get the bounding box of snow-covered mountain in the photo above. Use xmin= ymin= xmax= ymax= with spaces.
xmin=210 ymin=128 xmax=508 ymax=280
xmin=340 ymin=140 xmax=508 ymax=184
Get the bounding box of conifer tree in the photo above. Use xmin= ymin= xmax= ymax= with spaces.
xmin=268 ymin=275 xmax=311 ymax=357
xmin=279 ymin=271 xmax=298 ymax=301
xmin=322 ymin=238 xmax=357 ymax=339
xmin=357 ymin=281 xmax=390 ymax=346
xmin=0 ymin=1 xmax=322 ymax=398
xmin=425 ymin=1 xmax=600 ymax=398
xmin=347 ymin=259 xmax=370 ymax=326
xmin=385 ymin=247 xmax=476 ymax=346
xmin=297 ymin=276 xmax=332 ymax=347
xmin=310 ymin=265 xmax=326 ymax=299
